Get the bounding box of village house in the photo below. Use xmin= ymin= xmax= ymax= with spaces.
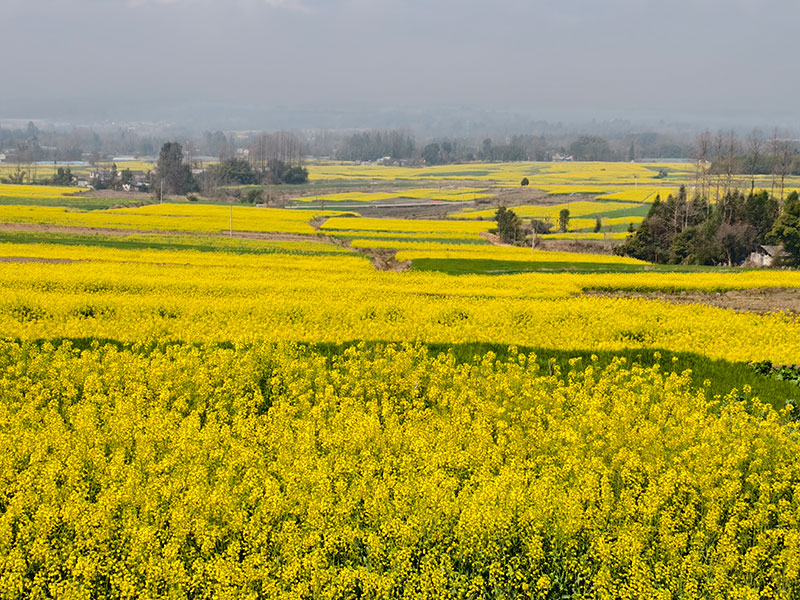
xmin=747 ymin=245 xmax=788 ymax=267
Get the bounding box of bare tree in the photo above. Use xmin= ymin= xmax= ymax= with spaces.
xmin=723 ymin=130 xmax=738 ymax=198
xmin=695 ymin=130 xmax=711 ymax=202
xmin=770 ymin=129 xmax=780 ymax=199
xmin=183 ymin=140 xmax=197 ymax=169
xmin=713 ymin=131 xmax=726 ymax=203
xmin=242 ymin=131 xmax=305 ymax=183
xmin=771 ymin=129 xmax=795 ymax=206
xmin=745 ymin=129 xmax=763 ymax=194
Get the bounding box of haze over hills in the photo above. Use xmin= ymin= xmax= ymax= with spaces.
xmin=4 ymin=0 xmax=800 ymax=135
xmin=1 ymin=104 xmax=798 ymax=148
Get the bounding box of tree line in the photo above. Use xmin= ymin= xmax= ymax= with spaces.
xmin=617 ymin=186 xmax=800 ymax=266
xmin=7 ymin=121 xmax=799 ymax=173
xmin=616 ymin=130 xmax=800 ymax=266
xmin=696 ymin=129 xmax=800 ymax=202
xmin=154 ymin=140 xmax=309 ymax=197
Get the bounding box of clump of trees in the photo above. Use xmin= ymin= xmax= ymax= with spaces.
xmin=495 ymin=206 xmax=523 ymax=244
xmin=199 ymin=131 xmax=310 ymax=193
xmin=205 ymin=157 xmax=308 ymax=187
xmin=206 ymin=158 xmax=258 ymax=186
xmin=771 ymin=192 xmax=800 ymax=264
xmin=337 ymin=130 xmax=416 ymax=162
xmin=531 ymin=219 xmax=554 ymax=234
xmin=422 ymin=143 xmax=445 ymax=165
xmin=478 ymin=139 xmax=527 ymax=162
xmin=271 ymin=161 xmax=309 ymax=184
xmin=51 ymin=167 xmax=73 ymax=186
xmin=617 ymin=185 xmax=791 ymax=265
xmin=155 ymin=142 xmax=197 ymax=196
xmin=495 ymin=208 xmax=555 ymax=245
xmin=569 ymin=136 xmax=614 ymax=161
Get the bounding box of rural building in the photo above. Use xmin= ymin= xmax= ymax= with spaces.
xmin=747 ymin=245 xmax=788 ymax=267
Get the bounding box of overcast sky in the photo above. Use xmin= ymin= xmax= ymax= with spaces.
xmin=3 ymin=0 xmax=799 ymax=125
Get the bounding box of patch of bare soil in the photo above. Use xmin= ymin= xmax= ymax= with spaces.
xmin=585 ymin=287 xmax=800 ymax=315
xmin=354 ymin=248 xmax=411 ymax=272
xmin=352 ymin=200 xmax=459 ymax=220
xmin=309 ymin=216 xmax=329 ymax=230
xmin=489 ymin=188 xmax=574 ymax=207
xmin=480 ymin=231 xmax=503 ymax=245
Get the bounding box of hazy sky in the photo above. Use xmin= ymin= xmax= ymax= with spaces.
xmin=3 ymin=0 xmax=800 ymax=123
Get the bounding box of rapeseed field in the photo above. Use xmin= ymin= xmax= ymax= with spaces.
xmin=0 ymin=181 xmax=799 ymax=598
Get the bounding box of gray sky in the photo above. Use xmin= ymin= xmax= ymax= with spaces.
xmin=3 ymin=0 xmax=800 ymax=124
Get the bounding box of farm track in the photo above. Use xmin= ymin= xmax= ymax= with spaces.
xmin=585 ymin=287 xmax=800 ymax=315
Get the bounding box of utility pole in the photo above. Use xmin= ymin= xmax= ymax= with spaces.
xmin=160 ymin=178 xmax=163 ymax=204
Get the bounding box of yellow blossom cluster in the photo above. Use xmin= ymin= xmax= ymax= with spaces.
xmin=1 ymin=342 xmax=799 ymax=598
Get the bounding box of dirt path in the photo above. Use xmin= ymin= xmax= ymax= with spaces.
xmin=585 ymin=287 xmax=800 ymax=315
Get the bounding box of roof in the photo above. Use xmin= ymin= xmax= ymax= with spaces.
xmin=761 ymin=245 xmax=788 ymax=257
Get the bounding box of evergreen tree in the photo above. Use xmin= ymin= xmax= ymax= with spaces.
xmin=156 ymin=142 xmax=196 ymax=196
xmin=495 ymin=206 xmax=523 ymax=244
xmin=559 ymin=208 xmax=570 ymax=232
xmin=770 ymin=191 xmax=800 ymax=264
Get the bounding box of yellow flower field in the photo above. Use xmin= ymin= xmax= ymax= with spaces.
xmin=328 ymin=230 xmax=486 ymax=242
xmin=567 ymin=216 xmax=643 ymax=231
xmin=295 ymin=187 xmax=493 ymax=203
xmin=2 ymin=341 xmax=799 ymax=598
xmin=387 ymin=242 xmax=645 ymax=264
xmin=0 ymin=183 xmax=88 ymax=198
xmin=598 ymin=186 xmax=682 ymax=202
xmin=0 ymin=204 xmax=351 ymax=235
xmin=2 ymin=165 xmax=800 ymax=599
xmin=0 ymin=241 xmax=799 ymax=362
xmin=540 ymin=231 xmax=631 ymax=240
xmin=321 ymin=216 xmax=492 ymax=235
xmin=308 ymin=160 xmax=699 ymax=187
xmin=451 ymin=200 xmax=641 ymax=221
